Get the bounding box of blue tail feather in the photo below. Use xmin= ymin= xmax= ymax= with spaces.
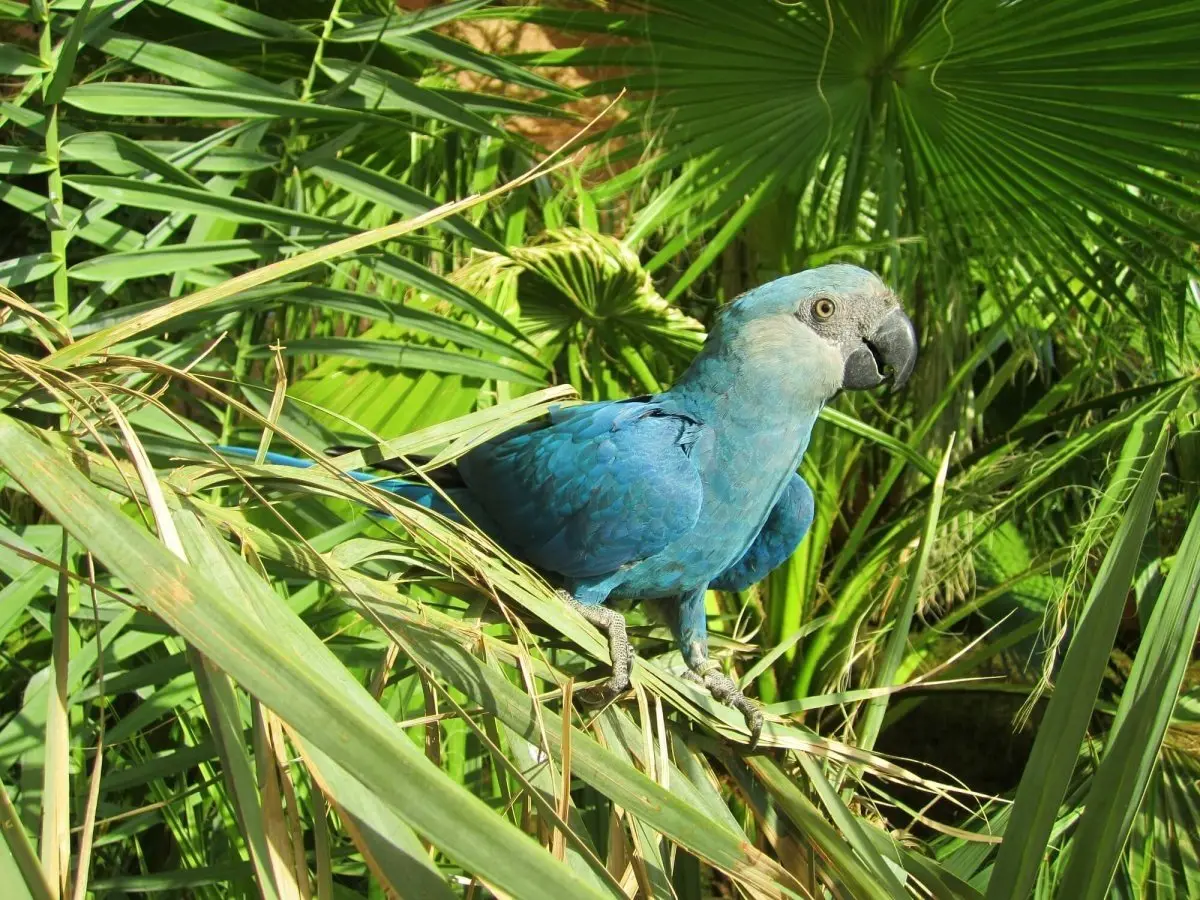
xmin=213 ymin=444 xmax=461 ymax=517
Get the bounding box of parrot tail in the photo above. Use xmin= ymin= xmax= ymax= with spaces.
xmin=212 ymin=444 xmax=465 ymax=519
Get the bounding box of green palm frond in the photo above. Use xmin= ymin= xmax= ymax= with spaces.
xmin=505 ymin=0 xmax=1200 ymax=320
xmin=454 ymin=226 xmax=705 ymax=397
xmin=1111 ymin=743 xmax=1200 ymax=897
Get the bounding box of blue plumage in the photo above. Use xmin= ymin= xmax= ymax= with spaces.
xmin=709 ymin=474 xmax=815 ymax=592
xmin=217 ymin=264 xmax=917 ymax=745
xmin=458 ymin=396 xmax=708 ymax=580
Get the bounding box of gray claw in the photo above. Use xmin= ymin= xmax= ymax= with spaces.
xmin=696 ymin=665 xmax=763 ymax=749
xmin=559 ymin=591 xmax=632 ymax=698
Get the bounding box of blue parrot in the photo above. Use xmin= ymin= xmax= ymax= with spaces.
xmin=219 ymin=264 xmax=917 ymax=746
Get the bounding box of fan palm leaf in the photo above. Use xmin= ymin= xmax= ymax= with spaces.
xmin=500 ymin=0 xmax=1200 ymax=331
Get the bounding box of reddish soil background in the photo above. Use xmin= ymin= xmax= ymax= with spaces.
xmin=397 ymin=0 xmax=632 ymax=151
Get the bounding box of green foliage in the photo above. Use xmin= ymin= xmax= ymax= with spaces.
xmin=453 ymin=226 xmax=705 ymax=398
xmin=1 ymin=1 xmax=1199 ymax=898
xmin=508 ymin=0 xmax=1200 ymax=317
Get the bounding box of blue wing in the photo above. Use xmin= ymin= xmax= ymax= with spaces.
xmin=457 ymin=398 xmax=708 ymax=580
xmin=709 ymin=473 xmax=814 ymax=592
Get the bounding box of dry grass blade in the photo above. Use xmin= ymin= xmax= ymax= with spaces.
xmin=287 ymin=729 xmax=458 ymax=900
xmin=377 ymin=615 xmax=806 ymax=898
xmin=0 ymin=285 xmax=72 ymax=351
xmin=40 ymin=543 xmax=71 ymax=900
xmin=0 ymin=777 xmax=55 ymax=900
xmin=254 ymin=705 xmax=305 ymax=900
xmin=255 ymin=343 xmax=289 ymax=464
xmin=554 ymin=679 xmax=575 ymax=863
xmin=69 ymin=557 xmax=105 ymax=900
xmin=416 ymin=645 xmax=621 ymax=895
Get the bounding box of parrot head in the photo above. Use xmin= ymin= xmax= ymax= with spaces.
xmin=716 ymin=263 xmax=918 ymax=394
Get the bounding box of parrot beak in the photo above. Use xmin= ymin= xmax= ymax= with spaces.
xmin=841 ymin=306 xmax=918 ymax=392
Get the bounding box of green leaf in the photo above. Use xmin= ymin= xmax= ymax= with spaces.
xmin=0 ymin=147 xmax=52 ymax=175
xmin=63 ymin=83 xmax=387 ymax=124
xmin=368 ymin=253 xmax=532 ymax=344
xmin=38 ymin=176 xmax=527 ymax=371
xmin=741 ymin=754 xmax=896 ymax=900
xmin=137 ymin=143 xmax=276 ymax=174
xmin=187 ymin=650 xmax=281 ymax=900
xmin=0 ymin=43 xmax=47 ymax=76
xmin=0 ymin=254 xmax=61 ymax=288
xmin=575 ymin=0 xmax=1200 ymax=295
xmin=64 ymin=175 xmax=346 ymax=233
xmin=84 ymin=28 xmax=291 ymax=96
xmin=43 ymin=0 xmax=93 ymax=105
xmin=819 ymin=406 xmax=938 ymax=479
xmin=984 ymin=407 xmax=1174 ymax=900
xmin=60 ymin=132 xmax=207 ymax=189
xmin=145 ymin=0 xmax=315 ymax=42
xmin=287 ymin=286 xmax=545 ymax=368
xmin=305 ymin=157 xmax=505 ymax=251
xmin=88 ymin=865 xmax=255 ymax=894
xmin=256 ymin=338 xmax=544 ymax=386
xmin=0 ymin=605 xmax=135 ymax=770
xmin=67 ymin=240 xmax=285 ymax=281
xmin=796 ymin=754 xmax=910 ymax=898
xmin=0 ymin=180 xmax=143 ymax=252
xmin=1055 ymin=501 xmax=1200 ymax=898
xmin=318 ymin=59 xmax=501 ymax=135
xmin=67 ymin=283 xmax=305 ymax=337
xmin=385 ymin=31 xmax=573 ymax=97
xmin=331 ymin=1 xmax=498 ymax=43
xmin=441 ymin=88 xmax=576 ymax=119
xmin=856 ymin=436 xmax=954 ymax=755
xmin=0 ymin=415 xmax=613 ymax=900
xmin=0 ymin=777 xmax=53 ymax=900
xmin=291 ymin=734 xmax=459 ymax=900
xmin=0 ymin=0 xmax=33 ymax=17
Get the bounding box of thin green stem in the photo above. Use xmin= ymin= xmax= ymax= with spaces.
xmin=299 ymin=0 xmax=344 ymax=106
xmin=38 ymin=9 xmax=69 ymax=326
xmin=218 ymin=313 xmax=259 ymax=447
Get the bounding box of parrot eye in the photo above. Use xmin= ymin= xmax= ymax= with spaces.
xmin=812 ymin=297 xmax=836 ymax=320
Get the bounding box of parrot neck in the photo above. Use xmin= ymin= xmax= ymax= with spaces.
xmin=667 ymin=324 xmax=839 ymax=434
xmin=663 ymin=326 xmax=834 ymax=558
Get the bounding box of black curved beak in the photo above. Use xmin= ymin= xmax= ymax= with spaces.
xmin=841 ymin=306 xmax=918 ymax=392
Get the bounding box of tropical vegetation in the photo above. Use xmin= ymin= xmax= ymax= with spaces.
xmin=0 ymin=1 xmax=1197 ymax=898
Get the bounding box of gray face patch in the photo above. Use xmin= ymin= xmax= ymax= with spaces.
xmin=705 ymin=265 xmax=917 ymax=394
xmin=790 ymin=277 xmax=917 ymax=391
xmin=794 ymin=286 xmax=896 ymax=348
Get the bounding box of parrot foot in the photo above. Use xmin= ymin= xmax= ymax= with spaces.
xmin=559 ymin=591 xmax=632 ymax=700
xmin=687 ymin=660 xmax=763 ymax=750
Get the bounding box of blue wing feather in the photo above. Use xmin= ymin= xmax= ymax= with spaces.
xmin=709 ymin=473 xmax=814 ymax=592
xmin=457 ymin=398 xmax=706 ymax=579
